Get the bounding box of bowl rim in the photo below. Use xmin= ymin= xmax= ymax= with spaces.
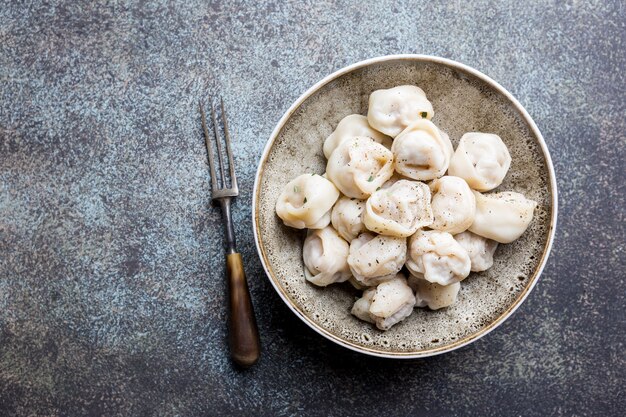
xmin=252 ymin=54 xmax=558 ymax=359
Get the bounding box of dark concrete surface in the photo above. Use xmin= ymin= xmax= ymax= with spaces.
xmin=1 ymin=1 xmax=624 ymax=416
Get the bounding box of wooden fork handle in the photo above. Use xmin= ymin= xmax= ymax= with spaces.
xmin=226 ymin=252 xmax=260 ymax=367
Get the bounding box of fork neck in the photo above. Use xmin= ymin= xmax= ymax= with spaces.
xmin=218 ymin=197 xmax=237 ymax=254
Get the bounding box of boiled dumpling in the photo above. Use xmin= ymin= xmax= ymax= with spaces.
xmin=323 ymin=114 xmax=392 ymax=159
xmin=406 ymin=230 xmax=471 ymax=286
xmin=275 ymin=174 xmax=339 ymax=229
xmin=347 ymin=232 xmax=407 ymax=286
xmin=391 ymin=119 xmax=454 ymax=181
xmin=326 ymin=136 xmax=395 ymax=199
xmin=351 ymin=288 xmax=375 ymax=323
xmin=368 ymin=274 xmax=416 ymax=330
xmin=367 ymin=85 xmax=434 ymax=137
xmin=351 ymin=277 xmax=416 ymax=330
xmin=408 ymin=274 xmax=460 ymax=310
xmin=429 ymin=176 xmax=476 ymax=234
xmin=363 ymin=180 xmax=433 ymax=237
xmin=331 ymin=197 xmax=367 ymax=241
xmin=448 ymin=132 xmax=512 ymax=192
xmin=469 ymin=191 xmax=537 ymax=243
xmin=302 ymin=226 xmax=351 ymax=286
xmin=454 ymin=231 xmax=498 ymax=272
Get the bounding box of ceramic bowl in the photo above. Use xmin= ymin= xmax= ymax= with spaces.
xmin=252 ymin=55 xmax=557 ymax=358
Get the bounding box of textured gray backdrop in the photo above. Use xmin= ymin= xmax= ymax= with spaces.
xmin=1 ymin=1 xmax=624 ymax=416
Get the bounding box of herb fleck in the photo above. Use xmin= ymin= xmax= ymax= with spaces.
xmin=367 ymin=175 xmax=374 ymax=182
xmin=420 ymin=111 xmax=428 ymax=118
xmin=294 ymin=185 xmax=300 ymax=193
xmin=304 ymin=197 xmax=307 ymax=204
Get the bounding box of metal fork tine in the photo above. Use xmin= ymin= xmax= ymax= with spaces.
xmin=220 ymin=97 xmax=238 ymax=191
xmin=200 ymin=97 xmax=258 ymax=366
xmin=211 ymin=100 xmax=227 ymax=188
xmin=199 ymin=101 xmax=218 ymax=191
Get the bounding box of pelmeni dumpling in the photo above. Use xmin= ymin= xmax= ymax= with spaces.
xmin=347 ymin=233 xmax=407 ymax=286
xmin=302 ymin=226 xmax=351 ymax=286
xmin=367 ymin=85 xmax=434 ymax=137
xmin=323 ymin=114 xmax=392 ymax=159
xmin=275 ymin=174 xmax=339 ymax=229
xmin=469 ymin=191 xmax=537 ymax=243
xmin=326 ymin=136 xmax=395 ymax=199
xmin=391 ymin=119 xmax=454 ymax=181
xmin=351 ymin=288 xmax=375 ymax=323
xmin=331 ymin=197 xmax=366 ymax=241
xmin=363 ymin=180 xmax=433 ymax=237
xmin=406 ymin=230 xmax=471 ymax=286
xmin=429 ymin=176 xmax=476 ymax=234
xmin=454 ymin=231 xmax=499 ymax=272
xmin=408 ymin=274 xmax=461 ymax=310
xmin=448 ymin=132 xmax=512 ymax=192
xmin=368 ymin=274 xmax=416 ymax=330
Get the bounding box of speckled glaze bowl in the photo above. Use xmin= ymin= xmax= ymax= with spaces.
xmin=253 ymin=55 xmax=557 ymax=358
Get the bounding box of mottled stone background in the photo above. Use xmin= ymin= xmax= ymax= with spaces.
xmin=0 ymin=1 xmax=624 ymax=416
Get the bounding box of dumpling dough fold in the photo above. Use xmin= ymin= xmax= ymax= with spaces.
xmin=347 ymin=233 xmax=407 ymax=286
xmin=323 ymin=114 xmax=392 ymax=159
xmin=326 ymin=136 xmax=394 ymax=199
xmin=351 ymin=288 xmax=375 ymax=323
xmin=368 ymin=85 xmax=434 ymax=137
xmin=448 ymin=132 xmax=511 ymax=192
xmin=363 ymin=180 xmax=433 ymax=237
xmin=406 ymin=230 xmax=471 ymax=286
xmin=276 ymin=174 xmax=339 ymax=229
xmin=352 ymin=274 xmax=416 ymax=330
xmin=331 ymin=197 xmax=367 ymax=242
xmin=303 ymin=226 xmax=351 ymax=286
xmin=369 ymin=274 xmax=416 ymax=330
xmin=469 ymin=191 xmax=537 ymax=243
xmin=391 ymin=119 xmax=454 ymax=181
xmin=454 ymin=231 xmax=499 ymax=272
xmin=408 ymin=274 xmax=460 ymax=310
xmin=429 ymin=176 xmax=476 ymax=234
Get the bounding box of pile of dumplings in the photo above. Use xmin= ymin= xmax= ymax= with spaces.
xmin=275 ymin=85 xmax=537 ymax=331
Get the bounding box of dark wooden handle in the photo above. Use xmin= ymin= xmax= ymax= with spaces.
xmin=226 ymin=253 xmax=260 ymax=367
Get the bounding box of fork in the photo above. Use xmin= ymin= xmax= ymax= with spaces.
xmin=199 ymin=97 xmax=260 ymax=367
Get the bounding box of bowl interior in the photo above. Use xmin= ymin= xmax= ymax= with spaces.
xmin=255 ymin=57 xmax=554 ymax=357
